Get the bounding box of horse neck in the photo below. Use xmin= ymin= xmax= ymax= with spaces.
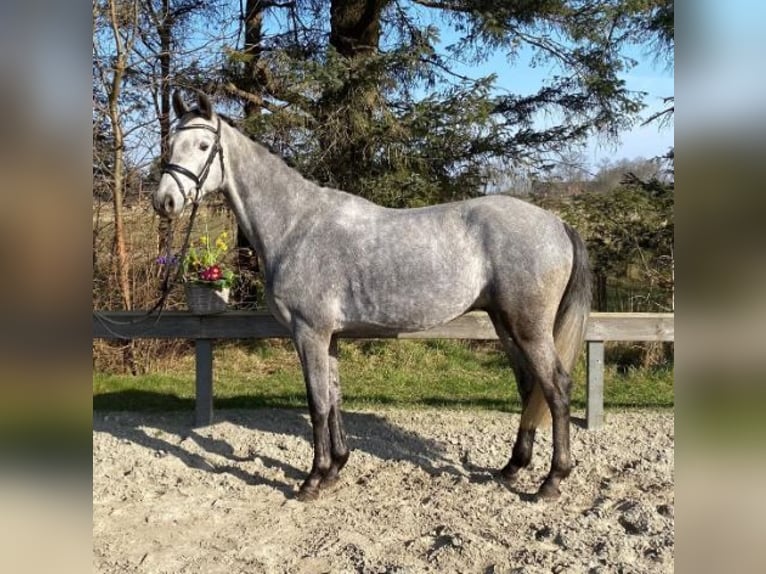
xmin=220 ymin=121 xmax=316 ymax=268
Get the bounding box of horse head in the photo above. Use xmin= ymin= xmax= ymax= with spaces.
xmin=153 ymin=91 xmax=225 ymax=219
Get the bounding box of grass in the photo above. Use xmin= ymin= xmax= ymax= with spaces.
xmin=93 ymin=339 xmax=674 ymax=413
xmin=94 ymin=207 xmax=673 ymax=414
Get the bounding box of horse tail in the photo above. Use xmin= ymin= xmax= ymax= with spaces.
xmin=554 ymin=222 xmax=592 ymax=374
xmin=520 ymin=221 xmax=591 ymax=429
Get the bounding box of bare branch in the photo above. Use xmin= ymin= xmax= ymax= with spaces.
xmin=641 ymin=97 xmax=674 ymax=127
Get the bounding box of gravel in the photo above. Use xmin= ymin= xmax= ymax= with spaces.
xmin=93 ymin=408 xmax=674 ymax=573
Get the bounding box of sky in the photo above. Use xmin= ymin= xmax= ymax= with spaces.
xmin=431 ymin=31 xmax=674 ymax=168
xmin=97 ymin=2 xmax=676 ymax=173
xmin=261 ymin=3 xmax=675 ymax=169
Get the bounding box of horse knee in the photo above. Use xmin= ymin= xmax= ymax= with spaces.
xmin=547 ymin=395 xmax=569 ymax=418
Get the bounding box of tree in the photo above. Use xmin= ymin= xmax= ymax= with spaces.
xmin=590 ymin=157 xmax=665 ymax=194
xmin=224 ymin=0 xmax=275 ymax=305
xmin=424 ymin=0 xmax=644 ymax=144
xmin=218 ymin=0 xmax=660 ymax=207
xmin=93 ymin=0 xmax=140 ymax=311
xmin=133 ymin=0 xmax=214 ymax=256
xmin=634 ymin=0 xmax=674 ymax=127
xmin=538 ymin=168 xmax=674 ymax=312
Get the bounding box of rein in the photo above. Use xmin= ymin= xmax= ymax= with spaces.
xmin=93 ymin=203 xmax=200 ymax=337
xmin=94 ymin=117 xmax=224 ymax=337
xmin=161 ymin=117 xmax=223 ymax=207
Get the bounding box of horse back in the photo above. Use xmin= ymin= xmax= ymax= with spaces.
xmin=269 ymin=193 xmax=571 ymax=332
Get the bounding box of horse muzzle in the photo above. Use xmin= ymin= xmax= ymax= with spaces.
xmin=152 ymin=185 xmax=186 ymax=220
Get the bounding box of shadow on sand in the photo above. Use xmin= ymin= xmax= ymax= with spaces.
xmin=93 ymin=390 xmax=509 ymax=498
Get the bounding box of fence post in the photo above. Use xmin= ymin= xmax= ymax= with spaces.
xmin=195 ymin=339 xmax=214 ymax=427
xmin=586 ymin=340 xmax=605 ymax=430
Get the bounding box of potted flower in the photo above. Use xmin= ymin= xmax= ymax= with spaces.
xmin=181 ymin=230 xmax=236 ymax=315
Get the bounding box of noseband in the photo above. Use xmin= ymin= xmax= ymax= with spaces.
xmin=161 ymin=116 xmax=224 ymax=205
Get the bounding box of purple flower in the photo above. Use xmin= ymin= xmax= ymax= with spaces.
xmin=156 ymin=254 xmax=179 ymax=266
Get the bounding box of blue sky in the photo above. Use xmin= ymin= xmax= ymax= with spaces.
xmin=585 ymin=55 xmax=674 ymax=165
xmin=431 ymin=31 xmax=674 ymax=167
xmin=260 ymin=4 xmax=675 ymax=168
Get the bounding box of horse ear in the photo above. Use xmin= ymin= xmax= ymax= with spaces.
xmin=197 ymin=92 xmax=213 ymax=120
xmin=172 ymin=90 xmax=188 ymax=119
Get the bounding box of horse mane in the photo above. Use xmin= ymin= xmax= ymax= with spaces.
xmin=195 ymin=109 xmax=301 ymax=171
xmin=175 ymin=106 xmax=303 ymax=180
xmin=214 ymin=112 xmax=239 ymax=130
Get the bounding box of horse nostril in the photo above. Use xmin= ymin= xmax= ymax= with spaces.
xmin=163 ymin=195 xmax=175 ymax=214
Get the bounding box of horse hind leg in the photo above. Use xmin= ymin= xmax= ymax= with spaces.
xmin=489 ymin=312 xmax=544 ymax=481
xmin=516 ymin=335 xmax=573 ymax=500
xmin=320 ymin=336 xmax=350 ymax=489
xmin=502 ymin=364 xmax=545 ymax=482
xmin=538 ymin=359 xmax=574 ymax=499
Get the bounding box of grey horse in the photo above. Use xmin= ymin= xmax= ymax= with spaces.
xmin=153 ymin=91 xmax=591 ymax=501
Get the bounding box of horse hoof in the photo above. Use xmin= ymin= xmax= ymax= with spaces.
xmin=536 ymin=483 xmax=561 ymax=501
xmin=497 ymin=464 xmax=521 ymax=483
xmin=319 ymin=474 xmax=340 ymax=490
xmin=296 ymin=487 xmax=320 ymax=502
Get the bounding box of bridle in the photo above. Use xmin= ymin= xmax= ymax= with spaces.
xmin=93 ymin=115 xmax=226 ymax=335
xmin=161 ymin=116 xmax=224 ymax=206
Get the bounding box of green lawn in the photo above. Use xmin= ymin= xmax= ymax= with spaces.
xmin=93 ymin=339 xmax=673 ymax=413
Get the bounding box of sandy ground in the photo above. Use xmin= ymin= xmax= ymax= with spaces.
xmin=93 ymin=408 xmax=674 ymax=573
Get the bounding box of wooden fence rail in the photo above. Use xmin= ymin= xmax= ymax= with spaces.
xmin=93 ymin=311 xmax=673 ymax=429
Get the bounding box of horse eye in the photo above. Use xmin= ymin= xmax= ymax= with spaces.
xmin=199 ymin=142 xmax=210 ymax=151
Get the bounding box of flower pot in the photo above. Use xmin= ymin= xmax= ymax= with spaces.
xmin=184 ymin=283 xmax=230 ymax=315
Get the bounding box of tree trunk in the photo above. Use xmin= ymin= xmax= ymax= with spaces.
xmin=322 ymin=0 xmax=388 ymax=194
xmin=232 ymin=0 xmax=267 ymax=306
xmin=107 ymin=0 xmax=137 ymax=375
xmin=242 ymin=0 xmax=265 ymax=118
xmin=157 ymin=0 xmax=173 ymax=260
xmin=595 ymin=272 xmax=608 ymax=312
xmin=107 ymin=0 xmax=133 ymax=311
xmin=330 ymin=0 xmax=387 ymax=57
xmin=669 ymin=246 xmax=674 ymax=312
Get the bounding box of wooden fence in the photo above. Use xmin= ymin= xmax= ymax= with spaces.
xmin=93 ymin=311 xmax=674 ymax=430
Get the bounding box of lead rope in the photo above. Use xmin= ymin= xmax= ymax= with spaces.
xmin=93 ymin=201 xmax=200 ymax=338
xmin=95 ymin=115 xmax=222 ymax=337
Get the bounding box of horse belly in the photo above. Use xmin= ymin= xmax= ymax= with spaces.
xmin=342 ymin=253 xmax=484 ymax=332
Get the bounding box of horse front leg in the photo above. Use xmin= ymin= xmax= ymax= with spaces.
xmin=293 ymin=325 xmax=333 ymax=501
